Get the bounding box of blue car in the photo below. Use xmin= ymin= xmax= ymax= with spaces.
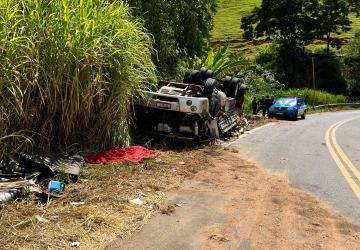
xmin=268 ymin=96 xmax=307 ymax=119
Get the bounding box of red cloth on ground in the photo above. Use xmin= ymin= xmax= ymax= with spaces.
xmin=84 ymin=146 xmax=159 ymax=164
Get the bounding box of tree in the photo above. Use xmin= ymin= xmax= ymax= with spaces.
xmin=318 ymin=0 xmax=351 ymax=55
xmin=127 ymin=0 xmax=218 ymax=77
xmin=343 ymin=36 xmax=360 ymax=98
xmin=349 ymin=0 xmax=360 ymax=16
xmin=241 ymin=0 xmax=319 ymax=46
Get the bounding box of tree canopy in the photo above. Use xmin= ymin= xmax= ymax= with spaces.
xmin=318 ymin=0 xmax=351 ymax=54
xmin=241 ymin=0 xmax=354 ymax=50
xmin=241 ymin=0 xmax=319 ymax=45
xmin=127 ymin=0 xmax=218 ymax=76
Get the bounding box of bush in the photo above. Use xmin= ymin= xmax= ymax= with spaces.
xmin=256 ymin=42 xmax=348 ymax=95
xmin=281 ymin=89 xmax=346 ymax=106
xmin=0 ymin=0 xmax=155 ymax=157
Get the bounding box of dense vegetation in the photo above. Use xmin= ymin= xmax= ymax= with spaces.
xmin=212 ymin=0 xmax=360 ymax=42
xmin=127 ymin=0 xmax=218 ymax=77
xmin=0 ymin=0 xmax=359 ymax=158
xmin=0 ymin=0 xmax=155 ymax=157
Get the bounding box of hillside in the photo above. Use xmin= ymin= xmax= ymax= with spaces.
xmin=212 ymin=0 xmax=360 ymax=45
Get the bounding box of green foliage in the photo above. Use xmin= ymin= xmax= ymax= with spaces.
xmin=256 ymin=42 xmax=311 ymax=88
xmin=256 ymin=42 xmax=348 ymax=94
xmin=237 ymin=65 xmax=284 ymax=96
xmin=349 ymin=0 xmax=360 ymax=16
xmin=318 ymin=0 xmax=351 ymax=54
xmin=212 ymin=0 xmax=360 ymax=45
xmin=192 ymin=46 xmax=254 ymax=77
xmin=127 ymin=0 xmax=219 ymax=77
xmin=240 ymin=0 xmax=356 ymax=51
xmin=0 ymin=0 xmax=155 ymax=157
xmin=342 ymin=36 xmax=360 ymax=98
xmin=241 ymin=0 xmax=319 ymax=45
xmin=281 ymin=89 xmax=347 ymax=106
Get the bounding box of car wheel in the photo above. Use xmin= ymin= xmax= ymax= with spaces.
xmin=301 ymin=111 xmax=306 ymax=119
xmin=292 ymin=111 xmax=298 ymax=121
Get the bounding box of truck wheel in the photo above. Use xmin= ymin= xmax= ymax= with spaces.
xmin=236 ymin=84 xmax=248 ymax=104
xmin=183 ymin=70 xmax=203 ymax=85
xmin=200 ymin=67 xmax=215 ymax=80
xmin=203 ymin=78 xmax=217 ymax=101
xmin=222 ymin=76 xmax=239 ymax=98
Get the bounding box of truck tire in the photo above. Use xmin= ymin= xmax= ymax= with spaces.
xmin=200 ymin=67 xmax=215 ymax=80
xmin=222 ymin=76 xmax=239 ymax=98
xmin=183 ymin=70 xmax=202 ymax=85
xmin=236 ymin=84 xmax=248 ymax=104
xmin=203 ymin=78 xmax=217 ymax=101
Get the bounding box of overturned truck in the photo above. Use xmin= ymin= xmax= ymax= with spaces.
xmin=136 ymin=68 xmax=247 ymax=140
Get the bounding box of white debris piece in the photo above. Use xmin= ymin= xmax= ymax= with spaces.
xmin=70 ymin=202 xmax=85 ymax=207
xmin=0 ymin=190 xmax=17 ymax=202
xmin=70 ymin=242 xmax=80 ymax=248
xmin=34 ymin=215 xmax=49 ymax=223
xmin=129 ymin=198 xmax=143 ymax=206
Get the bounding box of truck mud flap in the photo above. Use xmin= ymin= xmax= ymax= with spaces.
xmin=208 ymin=120 xmax=220 ymax=139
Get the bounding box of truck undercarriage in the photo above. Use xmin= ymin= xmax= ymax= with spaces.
xmin=135 ymin=69 xmax=247 ymax=140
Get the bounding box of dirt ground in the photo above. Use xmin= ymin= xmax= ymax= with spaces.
xmin=1 ymin=116 xmax=359 ymax=249
xmin=108 ymin=149 xmax=360 ymax=250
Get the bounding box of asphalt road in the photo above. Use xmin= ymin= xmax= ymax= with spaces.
xmin=233 ymin=110 xmax=360 ymax=224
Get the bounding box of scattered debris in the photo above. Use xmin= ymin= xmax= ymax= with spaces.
xmin=209 ymin=234 xmax=230 ymax=242
xmin=136 ymin=191 xmax=148 ymax=198
xmin=19 ymin=153 xmax=84 ymax=177
xmin=129 ymin=198 xmax=143 ymax=206
xmin=231 ymin=148 xmax=239 ymax=153
xmin=70 ymin=202 xmax=85 ymax=207
xmin=155 ymin=158 xmax=163 ymax=163
xmin=34 ymin=215 xmax=49 ymax=223
xmin=0 ymin=190 xmax=17 ymax=202
xmin=280 ymin=157 xmax=289 ymax=163
xmin=161 ymin=205 xmax=175 ymax=215
xmin=48 ymin=180 xmax=65 ymax=193
xmin=0 ymin=153 xmax=84 ymax=203
xmin=174 ymin=202 xmax=187 ymax=207
xmin=0 ymin=179 xmax=40 ymax=202
xmin=14 ymin=220 xmax=32 ymax=229
xmin=70 ymin=242 xmax=80 ymax=248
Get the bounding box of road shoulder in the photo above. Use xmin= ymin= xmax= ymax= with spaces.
xmin=107 ymin=149 xmax=360 ymax=250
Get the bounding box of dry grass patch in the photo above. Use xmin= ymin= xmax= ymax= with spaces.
xmin=0 ymin=148 xmax=214 ymax=249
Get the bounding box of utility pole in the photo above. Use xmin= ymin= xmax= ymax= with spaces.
xmin=312 ymin=56 xmax=316 ymax=89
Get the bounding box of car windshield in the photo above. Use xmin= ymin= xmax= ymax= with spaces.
xmin=275 ymin=98 xmax=297 ymax=106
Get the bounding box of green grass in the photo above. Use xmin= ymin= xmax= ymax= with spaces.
xmin=212 ymin=0 xmax=261 ymax=41
xmin=212 ymin=0 xmax=360 ymax=51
